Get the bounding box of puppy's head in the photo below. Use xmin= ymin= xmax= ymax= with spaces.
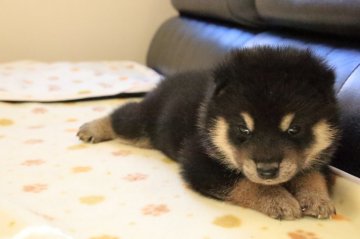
xmin=200 ymin=47 xmax=340 ymax=185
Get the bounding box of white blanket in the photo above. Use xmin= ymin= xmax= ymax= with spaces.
xmin=0 ymin=62 xmax=360 ymax=239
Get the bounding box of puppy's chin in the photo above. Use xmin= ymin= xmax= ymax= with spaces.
xmin=242 ymin=159 xmax=298 ymax=185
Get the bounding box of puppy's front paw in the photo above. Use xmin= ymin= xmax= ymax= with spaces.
xmin=77 ymin=122 xmax=99 ymax=143
xmin=229 ymin=181 xmax=302 ymax=220
xmin=297 ymin=193 xmax=336 ymax=219
xmin=262 ymin=193 xmax=302 ymax=220
xmin=77 ymin=117 xmax=115 ymax=143
xmin=287 ymin=171 xmax=335 ymax=219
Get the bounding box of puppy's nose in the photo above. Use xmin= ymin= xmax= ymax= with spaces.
xmin=256 ymin=162 xmax=279 ymax=179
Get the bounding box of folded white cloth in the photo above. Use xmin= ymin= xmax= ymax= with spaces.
xmin=0 ymin=61 xmax=162 ymax=102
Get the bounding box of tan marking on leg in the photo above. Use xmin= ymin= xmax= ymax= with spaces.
xmin=77 ymin=116 xmax=117 ymax=143
xmin=287 ymin=171 xmax=335 ymax=219
xmin=116 ymin=137 xmax=152 ymax=149
xmin=241 ymin=112 xmax=254 ymax=131
xmin=279 ymin=113 xmax=295 ymax=131
xmin=304 ymin=120 xmax=337 ymax=168
xmin=210 ymin=117 xmax=238 ymax=168
xmin=227 ymin=178 xmax=301 ymax=220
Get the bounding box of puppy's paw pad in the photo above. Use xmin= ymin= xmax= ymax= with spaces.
xmin=298 ymin=194 xmax=335 ymax=219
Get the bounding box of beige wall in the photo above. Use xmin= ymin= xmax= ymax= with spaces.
xmin=0 ymin=0 xmax=176 ymax=63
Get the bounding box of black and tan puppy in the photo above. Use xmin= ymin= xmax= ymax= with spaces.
xmin=77 ymin=47 xmax=340 ymax=220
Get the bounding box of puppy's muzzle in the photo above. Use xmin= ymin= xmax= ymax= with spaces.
xmin=256 ymin=162 xmax=279 ymax=179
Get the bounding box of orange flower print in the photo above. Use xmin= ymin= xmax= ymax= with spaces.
xmin=27 ymin=125 xmax=44 ymax=129
xmin=23 ymin=184 xmax=48 ymax=193
xmin=98 ymin=82 xmax=112 ymax=88
xmin=119 ymin=76 xmax=128 ymax=81
xmin=72 ymin=166 xmax=92 ymax=173
xmin=111 ymin=150 xmax=131 ymax=157
xmin=48 ymin=84 xmax=61 ymax=91
xmin=122 ymin=173 xmax=148 ymax=182
xmin=22 ymin=159 xmax=45 ymax=166
xmin=79 ymin=195 xmax=105 ymax=205
xmin=78 ymin=90 xmax=91 ymax=95
xmin=92 ymin=106 xmax=106 ymax=112
xmin=142 ymin=204 xmax=170 ymax=216
xmin=90 ymin=235 xmax=120 ymax=239
xmin=332 ymin=214 xmax=350 ymax=221
xmin=22 ymin=79 xmax=33 ymax=84
xmin=48 ymin=76 xmax=59 ymax=81
xmin=0 ymin=118 xmax=14 ymax=126
xmin=288 ymin=230 xmax=319 ymax=239
xmin=72 ymin=79 xmax=83 ymax=84
xmin=110 ymin=66 xmax=119 ymax=71
xmin=213 ymin=215 xmax=241 ymax=228
xmin=32 ymin=107 xmax=47 ymax=114
xmin=66 ymin=118 xmax=78 ymax=122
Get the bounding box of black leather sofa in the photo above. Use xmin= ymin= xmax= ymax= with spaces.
xmin=146 ymin=0 xmax=360 ymax=178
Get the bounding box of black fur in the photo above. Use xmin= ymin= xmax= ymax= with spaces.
xmin=110 ymin=46 xmax=339 ymax=201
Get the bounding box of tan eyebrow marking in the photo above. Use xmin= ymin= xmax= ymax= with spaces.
xmin=241 ymin=112 xmax=254 ymax=131
xmin=280 ymin=113 xmax=295 ymax=131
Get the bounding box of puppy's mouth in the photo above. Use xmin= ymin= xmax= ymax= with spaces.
xmin=242 ymin=159 xmax=298 ymax=185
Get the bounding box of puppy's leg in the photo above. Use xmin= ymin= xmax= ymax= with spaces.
xmin=286 ymin=170 xmax=335 ymax=219
xmin=77 ymin=102 xmax=151 ymax=147
xmin=227 ymin=179 xmax=302 ymax=220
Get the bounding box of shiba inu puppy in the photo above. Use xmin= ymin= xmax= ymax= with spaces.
xmin=77 ymin=47 xmax=340 ymax=220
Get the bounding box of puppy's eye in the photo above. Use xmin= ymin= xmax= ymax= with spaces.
xmin=287 ymin=125 xmax=301 ymax=136
xmin=237 ymin=125 xmax=251 ymax=136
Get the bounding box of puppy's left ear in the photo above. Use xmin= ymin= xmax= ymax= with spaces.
xmin=213 ymin=75 xmax=228 ymax=96
xmin=212 ymin=64 xmax=232 ymax=97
